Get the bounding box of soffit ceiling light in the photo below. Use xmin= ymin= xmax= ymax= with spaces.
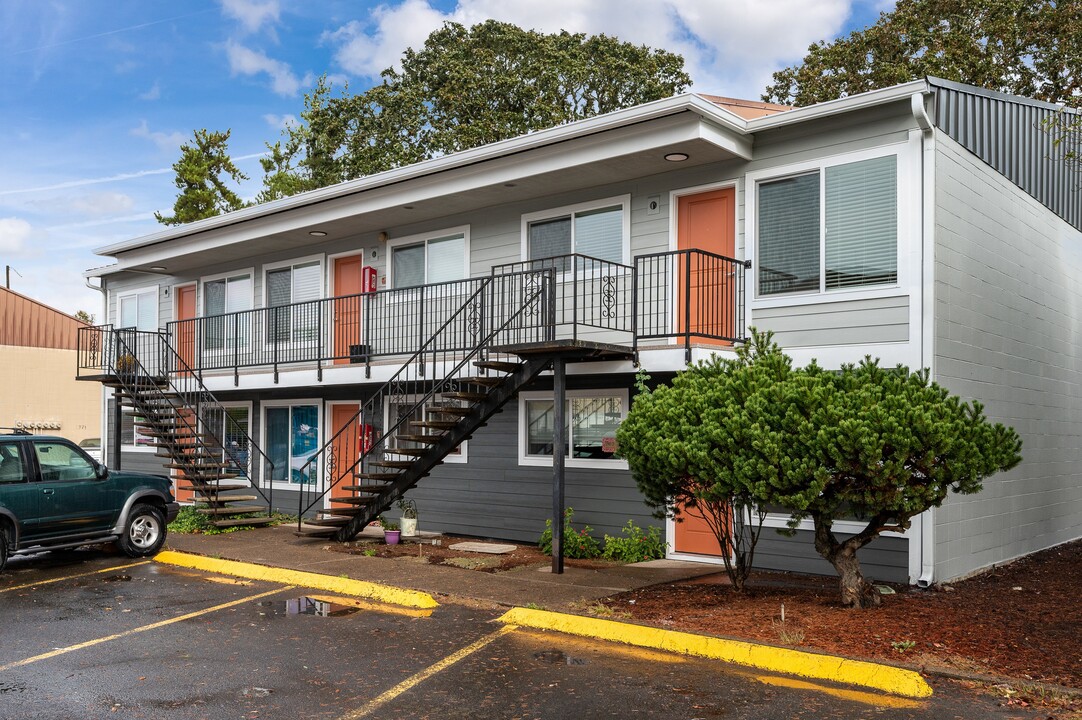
xmin=309 ymin=230 xmax=328 ymax=237
xmin=664 ymin=152 xmax=689 ymax=162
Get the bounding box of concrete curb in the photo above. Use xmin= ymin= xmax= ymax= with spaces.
xmin=154 ymin=550 xmax=440 ymax=609
xmin=498 ymin=607 xmax=933 ymax=699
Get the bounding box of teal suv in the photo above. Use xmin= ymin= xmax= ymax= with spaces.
xmin=0 ymin=432 xmax=178 ymax=571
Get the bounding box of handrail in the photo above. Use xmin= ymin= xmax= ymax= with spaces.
xmin=295 ymin=268 xmax=555 ymax=523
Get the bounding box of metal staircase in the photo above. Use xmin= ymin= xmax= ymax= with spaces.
xmin=81 ymin=326 xmax=276 ymax=528
xmin=294 ymin=269 xmax=556 ymax=541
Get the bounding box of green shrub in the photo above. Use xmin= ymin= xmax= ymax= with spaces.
xmin=538 ymin=507 xmax=602 ymax=559
xmin=602 ymin=520 xmax=667 ymax=563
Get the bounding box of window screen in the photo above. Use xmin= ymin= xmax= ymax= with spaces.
xmin=758 ymin=173 xmax=820 ymax=296
xmin=825 ymin=155 xmax=897 ymax=289
xmin=573 ymin=206 xmax=622 ymax=262
xmin=426 ymin=235 xmax=465 ymax=284
xmin=529 ymin=217 xmax=572 ymax=261
xmin=393 ymin=244 xmax=425 ymax=288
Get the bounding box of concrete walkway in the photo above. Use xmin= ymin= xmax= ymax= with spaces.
xmin=164 ymin=524 xmax=721 ymax=609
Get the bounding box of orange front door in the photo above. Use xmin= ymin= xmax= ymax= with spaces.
xmin=676 ymin=188 xmax=736 ymax=345
xmin=333 ymin=256 xmax=363 ymax=365
xmin=329 ymin=404 xmax=361 ymax=503
xmin=176 ymin=284 xmax=197 ymax=370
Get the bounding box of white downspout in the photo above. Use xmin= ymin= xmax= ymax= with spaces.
xmin=911 ymin=91 xmax=937 ymax=588
xmin=85 ymin=277 xmax=109 ymax=464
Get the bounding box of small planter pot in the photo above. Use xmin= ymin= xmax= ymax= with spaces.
xmin=400 ymin=517 xmax=417 ymax=537
xmin=384 ymin=530 xmax=401 ymax=545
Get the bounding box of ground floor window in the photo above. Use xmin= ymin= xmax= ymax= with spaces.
xmin=386 ymin=398 xmax=467 ymax=463
xmin=204 ymin=405 xmax=251 ymax=479
xmin=264 ymin=402 xmax=321 ymax=485
xmin=519 ymin=390 xmax=628 ymax=468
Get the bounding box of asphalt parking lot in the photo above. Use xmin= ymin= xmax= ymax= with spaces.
xmin=0 ymin=550 xmax=1038 ymax=720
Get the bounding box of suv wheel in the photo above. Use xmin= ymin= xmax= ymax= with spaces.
xmin=118 ymin=504 xmax=166 ymax=557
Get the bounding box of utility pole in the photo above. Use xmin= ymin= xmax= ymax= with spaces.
xmin=5 ymin=265 xmax=21 ymax=289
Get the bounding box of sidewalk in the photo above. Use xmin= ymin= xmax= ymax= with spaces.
xmin=163 ymin=524 xmax=720 ymax=609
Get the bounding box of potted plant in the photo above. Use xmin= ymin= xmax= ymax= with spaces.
xmin=397 ymin=499 xmax=418 ymax=537
xmin=382 ymin=519 xmax=401 ymax=545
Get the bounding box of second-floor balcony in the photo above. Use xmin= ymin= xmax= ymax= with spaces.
xmin=78 ymin=250 xmax=750 ymax=383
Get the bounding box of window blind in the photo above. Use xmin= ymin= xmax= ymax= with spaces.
xmin=426 ymin=235 xmax=465 ymax=284
xmin=393 ymin=244 xmax=425 ymax=288
xmin=825 ymin=155 xmax=897 ymax=289
xmin=573 ymin=206 xmax=622 ymax=262
xmin=529 ymin=217 xmax=572 ymax=260
xmin=758 ymin=174 xmax=820 ymax=295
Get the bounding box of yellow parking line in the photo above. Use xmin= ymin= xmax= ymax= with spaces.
xmin=753 ymin=674 xmax=924 ymax=709
xmin=0 ymin=586 xmax=291 ymax=673
xmin=339 ymin=624 xmax=519 ymax=719
xmin=0 ymin=561 xmax=151 ymax=594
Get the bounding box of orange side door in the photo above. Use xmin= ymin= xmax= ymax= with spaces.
xmin=676 ymin=188 xmax=735 ymax=345
xmin=333 ymin=256 xmax=363 ymax=365
xmin=673 ymin=502 xmax=732 ymax=557
xmin=329 ymin=404 xmax=361 ymax=503
xmin=176 ymin=284 xmax=197 ymax=370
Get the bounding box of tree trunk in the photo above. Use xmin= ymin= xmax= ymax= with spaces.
xmin=812 ymin=516 xmax=881 ymax=609
xmin=828 ymin=544 xmax=881 ymax=608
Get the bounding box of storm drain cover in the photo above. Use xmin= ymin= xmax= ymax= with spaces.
xmin=448 ymin=542 xmax=517 ymax=555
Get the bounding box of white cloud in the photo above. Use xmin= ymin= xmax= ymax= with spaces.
xmin=130 ymin=120 xmax=186 ymax=153
xmin=264 ymin=113 xmax=299 ymax=131
xmin=322 ymin=0 xmax=852 ymax=99
xmin=221 ymin=0 xmax=280 ymax=34
xmin=70 ymin=192 xmax=136 ymax=217
xmin=225 ymin=40 xmax=303 ymax=96
xmin=139 ymin=81 xmax=161 ymax=101
xmin=0 ymin=217 xmax=32 ymax=254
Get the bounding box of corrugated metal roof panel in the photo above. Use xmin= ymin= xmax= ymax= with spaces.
xmin=0 ymin=287 xmax=87 ymax=350
xmin=929 ymin=77 xmax=1082 ymax=232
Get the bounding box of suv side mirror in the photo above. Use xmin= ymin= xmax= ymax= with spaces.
xmin=94 ymin=462 xmax=109 ymax=480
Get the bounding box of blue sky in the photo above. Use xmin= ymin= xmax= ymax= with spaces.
xmin=0 ymin=0 xmax=892 ymax=316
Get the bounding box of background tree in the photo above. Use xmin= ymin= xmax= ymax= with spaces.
xmin=764 ymin=0 xmax=1082 ymax=107
xmin=616 ymin=334 xmax=810 ymax=590
xmin=155 ymin=129 xmax=249 ymax=225
xmin=260 ymin=20 xmax=690 ymax=198
xmin=73 ymin=310 xmax=94 ymax=324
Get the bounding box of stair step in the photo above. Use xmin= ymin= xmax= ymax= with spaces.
xmin=458 ymin=375 xmax=504 ymax=387
xmin=294 ymin=525 xmax=338 ymax=538
xmin=211 ymin=516 xmax=273 ymax=528
xmin=442 ymin=392 xmax=489 ymax=402
xmin=197 ymin=505 xmax=267 ymax=516
xmin=393 ymin=434 xmax=442 ymax=445
xmin=474 ymin=360 xmax=522 ymax=372
xmin=387 ymin=447 xmax=427 ymax=457
xmin=320 ymin=507 xmax=366 ymax=517
xmin=339 ymin=484 xmax=386 ymax=493
xmin=369 ymin=460 xmax=414 ymax=469
xmin=165 ymin=462 xmax=237 ymax=471
xmin=328 ymin=496 xmax=376 ymax=506
xmin=301 ymin=516 xmax=351 ymax=527
xmin=427 ymin=406 xmax=473 ymax=417
xmin=410 ymin=420 xmax=457 ymax=430
xmin=350 ymin=473 xmax=400 ymax=482
xmin=177 ymin=481 xmax=251 ymax=492
xmin=192 ymin=494 xmax=259 ymax=504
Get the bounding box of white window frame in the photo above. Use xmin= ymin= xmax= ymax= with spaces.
xmin=518 ymin=389 xmax=629 ymax=469
xmin=383 ymin=396 xmax=467 ymax=464
xmin=262 ymin=255 xmax=325 ymax=347
xmin=746 ymin=143 xmax=914 ymax=308
xmin=199 ymin=268 xmax=255 ymax=353
xmin=260 ymin=398 xmax=324 ymax=489
xmin=385 ymin=225 xmax=471 ymax=289
xmin=120 ymin=407 xmax=157 ymax=453
xmin=520 ymin=195 xmax=631 ymax=265
xmin=115 ymin=287 xmax=159 ymax=330
xmin=210 ymin=401 xmax=254 ymax=481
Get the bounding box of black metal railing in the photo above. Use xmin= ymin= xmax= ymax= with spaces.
xmin=634 ymin=249 xmax=750 ymax=361
xmin=149 ymin=249 xmax=748 ymax=382
xmin=78 ymin=324 xmax=275 ymax=505
xmin=490 ymin=254 xmax=633 ymax=343
xmin=293 ymin=268 xmax=555 ymax=522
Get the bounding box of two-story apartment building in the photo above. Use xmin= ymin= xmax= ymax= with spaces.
xmin=79 ymin=77 xmax=1082 ymax=585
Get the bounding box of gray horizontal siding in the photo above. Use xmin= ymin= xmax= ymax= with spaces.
xmin=754 ymin=529 xmax=909 ymax=584
xmin=751 ymin=295 xmax=909 ymax=347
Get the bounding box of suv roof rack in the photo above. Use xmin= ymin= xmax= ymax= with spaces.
xmin=0 ymin=427 xmax=32 ymax=435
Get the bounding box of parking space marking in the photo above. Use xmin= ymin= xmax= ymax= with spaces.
xmin=338 ymin=624 xmax=519 ymax=719
xmin=752 ymin=674 xmax=924 ymax=709
xmin=0 ymin=561 xmax=151 ymax=594
xmin=0 ymin=585 xmax=292 ymax=673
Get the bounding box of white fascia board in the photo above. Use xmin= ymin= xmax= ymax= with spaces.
xmin=96 ymin=94 xmax=749 ymax=258
xmin=94 ymin=112 xmax=745 ymax=273
xmin=746 ymin=80 xmax=930 ymax=132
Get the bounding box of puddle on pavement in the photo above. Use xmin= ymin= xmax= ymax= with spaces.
xmin=101 ymin=574 xmax=132 ymax=583
xmin=258 ymin=596 xmax=362 ymax=618
xmin=534 ymin=649 xmax=588 ymax=666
